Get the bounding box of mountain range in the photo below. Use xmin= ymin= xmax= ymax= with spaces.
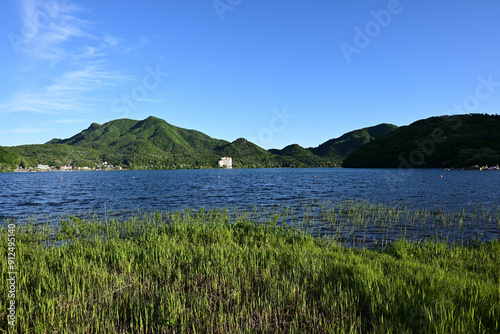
xmin=342 ymin=113 xmax=500 ymax=168
xmin=2 ymin=113 xmax=498 ymax=170
xmin=1 ymin=116 xmax=396 ymax=169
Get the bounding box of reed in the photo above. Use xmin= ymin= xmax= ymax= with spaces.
xmin=1 ymin=201 xmax=499 ymax=333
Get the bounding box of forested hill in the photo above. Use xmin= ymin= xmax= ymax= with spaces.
xmin=342 ymin=114 xmax=500 ymax=168
xmin=268 ymin=123 xmax=398 ymax=167
xmin=48 ymin=116 xmax=227 ymax=153
xmin=3 ymin=116 xmax=396 ymax=169
xmin=23 ymin=116 xmax=231 ymax=169
xmin=0 ymin=146 xmax=20 ymax=168
xmin=308 ymin=123 xmax=398 ymax=159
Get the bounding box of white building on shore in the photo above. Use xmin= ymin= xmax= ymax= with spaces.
xmin=218 ymin=157 xmax=232 ymax=169
xmin=36 ymin=164 xmax=50 ymax=171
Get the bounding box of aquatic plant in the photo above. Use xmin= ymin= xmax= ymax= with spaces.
xmin=1 ymin=202 xmax=499 ymax=333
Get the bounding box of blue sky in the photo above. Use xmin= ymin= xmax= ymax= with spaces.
xmin=1 ymin=0 xmax=499 ymax=149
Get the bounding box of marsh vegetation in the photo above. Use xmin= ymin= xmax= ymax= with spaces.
xmin=1 ymin=201 xmax=499 ymax=333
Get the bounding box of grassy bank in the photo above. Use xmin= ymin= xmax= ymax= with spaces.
xmin=1 ymin=206 xmax=499 ymax=333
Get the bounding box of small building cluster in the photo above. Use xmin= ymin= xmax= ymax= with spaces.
xmin=13 ymin=162 xmax=123 ymax=172
xmin=36 ymin=164 xmax=51 ymax=171
xmin=218 ymin=157 xmax=232 ymax=169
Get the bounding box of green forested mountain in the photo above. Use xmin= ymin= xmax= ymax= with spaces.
xmin=309 ymin=123 xmax=398 ymax=158
xmin=9 ymin=144 xmax=103 ymax=169
xmin=342 ymin=114 xmax=500 ymax=168
xmin=6 ymin=114 xmax=499 ymax=170
xmin=49 ymin=117 xmax=227 ymax=154
xmin=268 ymin=123 xmax=398 ymax=167
xmin=269 ymin=144 xmax=333 ymax=167
xmin=3 ymin=116 xmax=400 ymax=169
xmin=0 ymin=146 xmax=20 ymax=168
xmin=42 ymin=116 xmax=229 ymax=168
xmin=215 ymin=138 xmax=278 ymax=168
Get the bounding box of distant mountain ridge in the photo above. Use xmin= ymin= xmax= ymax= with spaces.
xmin=5 ymin=113 xmax=496 ymax=170
xmin=309 ymin=123 xmax=398 ymax=158
xmin=48 ymin=116 xmax=228 ymax=161
xmin=268 ymin=123 xmax=398 ymax=167
xmin=342 ymin=114 xmax=500 ymax=168
xmin=3 ymin=116 xmax=396 ymax=169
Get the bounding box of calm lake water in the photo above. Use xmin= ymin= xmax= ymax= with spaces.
xmin=1 ymin=168 xmax=499 ymax=218
xmin=1 ymin=168 xmax=499 ymax=245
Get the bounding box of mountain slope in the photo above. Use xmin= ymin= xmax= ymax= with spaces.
xmin=0 ymin=146 xmax=20 ymax=167
xmin=14 ymin=114 xmax=491 ymax=171
xmin=8 ymin=118 xmax=399 ymax=169
xmin=267 ymin=123 xmax=397 ymax=167
xmin=50 ymin=116 xmax=228 ymax=156
xmin=342 ymin=114 xmax=500 ymax=168
xmin=309 ymin=123 xmax=398 ymax=159
xmin=45 ymin=116 xmax=230 ymax=168
xmin=215 ymin=138 xmax=278 ymax=168
xmin=11 ymin=117 xmax=230 ymax=169
xmin=10 ymin=144 xmax=102 ymax=168
xmin=269 ymin=144 xmax=330 ymax=167
xmin=270 ymin=144 xmax=315 ymax=157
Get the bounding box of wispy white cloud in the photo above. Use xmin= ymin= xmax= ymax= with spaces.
xmin=0 ymin=62 xmax=137 ymax=114
xmin=50 ymin=118 xmax=90 ymax=124
xmin=101 ymin=35 xmax=122 ymax=48
xmin=1 ymin=0 xmax=144 ymax=116
xmin=0 ymin=127 xmax=51 ymax=134
xmin=0 ymin=92 xmax=74 ymax=114
xmin=18 ymin=0 xmax=93 ymax=62
xmin=72 ymin=46 xmax=106 ymax=61
xmin=46 ymin=63 xmax=136 ymax=94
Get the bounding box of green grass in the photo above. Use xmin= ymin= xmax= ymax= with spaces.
xmin=1 ymin=204 xmax=499 ymax=333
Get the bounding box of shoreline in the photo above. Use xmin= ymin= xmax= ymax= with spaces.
xmin=1 ymin=207 xmax=499 ymax=332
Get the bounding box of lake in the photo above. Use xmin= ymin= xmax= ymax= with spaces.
xmin=1 ymin=168 xmax=499 ymax=245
